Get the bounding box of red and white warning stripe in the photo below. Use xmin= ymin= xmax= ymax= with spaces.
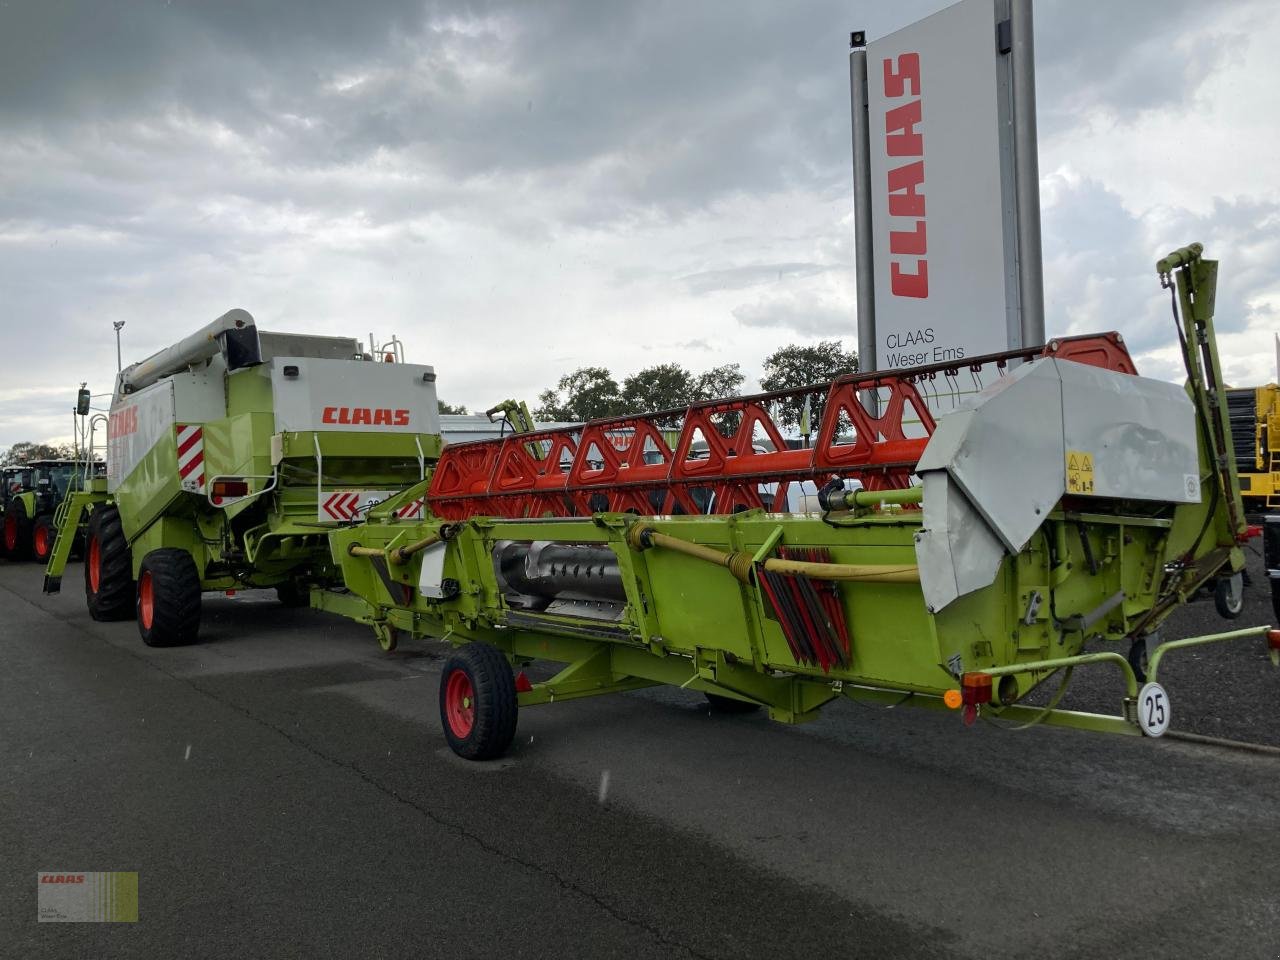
xmin=176 ymin=424 xmax=205 ymax=493
xmin=395 ymin=497 xmax=426 ymax=520
xmin=320 ymin=491 xmax=363 ymax=521
xmin=319 ymin=490 xmax=424 ymax=522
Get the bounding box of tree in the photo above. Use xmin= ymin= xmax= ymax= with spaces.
xmin=533 ymin=366 xmax=624 ymax=422
xmin=621 ymin=364 xmax=697 ymax=415
xmin=438 ymin=400 xmax=469 ymax=415
xmin=1 ymin=442 xmax=62 ymax=465
xmin=694 ymin=363 xmax=745 ymax=402
xmin=759 ymin=341 xmax=858 ymax=431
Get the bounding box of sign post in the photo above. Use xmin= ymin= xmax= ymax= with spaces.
xmin=850 ymin=0 xmax=1044 ymax=376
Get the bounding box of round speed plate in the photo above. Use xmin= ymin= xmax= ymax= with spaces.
xmin=1137 ymin=682 xmax=1171 ymax=738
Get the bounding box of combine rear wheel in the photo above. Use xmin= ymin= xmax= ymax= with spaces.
xmin=84 ymin=506 xmax=134 ymax=621
xmin=5 ymin=499 xmax=31 ymax=560
xmin=137 ymin=548 xmax=202 ymax=647
xmin=32 ymin=516 xmax=54 ymax=563
xmin=439 ymin=643 xmax=518 ymax=760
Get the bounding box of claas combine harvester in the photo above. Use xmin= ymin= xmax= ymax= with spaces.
xmin=45 ymin=310 xmax=443 ymax=644
xmin=47 ymin=244 xmax=1279 ymax=758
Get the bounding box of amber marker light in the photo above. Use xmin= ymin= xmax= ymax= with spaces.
xmin=943 ymin=689 xmax=963 ymax=709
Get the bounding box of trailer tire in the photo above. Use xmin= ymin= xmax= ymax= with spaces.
xmin=439 ymin=643 xmax=518 ymax=760
xmin=5 ymin=498 xmax=31 ymax=560
xmin=705 ymin=693 xmax=761 ymax=714
xmin=275 ymin=580 xmax=308 ymax=608
xmin=1214 ymin=573 xmax=1244 ymax=620
xmin=1127 ymin=636 xmax=1151 ymax=685
xmin=137 ymin=549 xmax=202 ymax=647
xmin=32 ymin=515 xmax=54 ymax=563
xmin=85 ymin=506 xmax=134 ymax=621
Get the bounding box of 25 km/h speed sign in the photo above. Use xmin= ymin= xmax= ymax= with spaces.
xmin=1137 ymin=682 xmax=1171 ymax=738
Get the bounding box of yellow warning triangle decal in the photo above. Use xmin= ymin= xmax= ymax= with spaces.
xmin=1068 ymin=453 xmax=1080 ymax=470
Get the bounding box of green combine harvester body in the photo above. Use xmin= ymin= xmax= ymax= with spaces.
xmin=46 ymin=310 xmax=443 ymax=644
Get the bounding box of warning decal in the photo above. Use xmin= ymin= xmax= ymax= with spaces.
xmin=1066 ymin=450 xmax=1095 ymax=495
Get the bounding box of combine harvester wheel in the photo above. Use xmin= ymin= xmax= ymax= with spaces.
xmin=136 ymin=549 xmax=201 ymax=647
xmin=84 ymin=506 xmax=134 ymax=621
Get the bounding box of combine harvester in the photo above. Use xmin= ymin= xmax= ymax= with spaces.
xmin=312 ymin=244 xmax=1275 ymax=758
xmin=45 ymin=311 xmax=442 ymax=645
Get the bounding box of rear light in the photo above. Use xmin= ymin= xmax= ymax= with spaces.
xmin=1268 ymin=630 xmax=1280 ymax=667
xmin=514 ymin=671 xmax=533 ymax=694
xmin=961 ymin=672 xmax=993 ymax=706
xmin=943 ymin=689 xmax=963 ymax=709
xmin=211 ymin=479 xmax=250 ymax=499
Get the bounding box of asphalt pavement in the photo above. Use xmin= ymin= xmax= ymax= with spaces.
xmin=3 ymin=555 xmax=1280 ymax=959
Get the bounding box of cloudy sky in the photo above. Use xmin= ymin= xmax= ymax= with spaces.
xmin=2 ymin=0 xmax=1278 ymax=448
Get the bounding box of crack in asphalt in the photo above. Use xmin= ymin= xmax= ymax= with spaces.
xmin=13 ymin=585 xmax=719 ymax=960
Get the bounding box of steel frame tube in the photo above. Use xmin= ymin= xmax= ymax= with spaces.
xmin=850 ymin=47 xmax=877 ymax=375
xmin=1011 ymin=0 xmax=1045 ymax=349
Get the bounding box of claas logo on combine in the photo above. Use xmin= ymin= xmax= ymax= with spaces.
xmin=108 ymin=406 xmax=139 ymax=438
xmin=40 ymin=875 xmax=86 ymax=884
xmin=321 ymin=406 xmax=411 ymax=427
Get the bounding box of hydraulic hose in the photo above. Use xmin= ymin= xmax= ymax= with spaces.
xmin=627 ymin=524 xmax=919 ymax=584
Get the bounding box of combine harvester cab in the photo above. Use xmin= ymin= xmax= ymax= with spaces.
xmin=45 ymin=309 xmax=443 ymax=646
xmin=322 ymin=244 xmax=1275 ymax=760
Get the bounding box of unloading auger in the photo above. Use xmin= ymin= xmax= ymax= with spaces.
xmin=320 ymin=243 xmax=1275 ymax=759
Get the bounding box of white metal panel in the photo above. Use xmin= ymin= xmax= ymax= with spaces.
xmin=1057 ymin=360 xmax=1199 ymax=504
xmin=915 ymin=358 xmax=1202 ymax=611
xmin=269 ymin=357 xmax=441 ymax=435
xmin=107 ymin=381 xmax=176 ymax=492
xmin=867 ymin=0 xmax=1013 ymax=371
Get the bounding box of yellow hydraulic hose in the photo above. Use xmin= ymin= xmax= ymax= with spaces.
xmin=627 ymin=524 xmax=919 ymax=584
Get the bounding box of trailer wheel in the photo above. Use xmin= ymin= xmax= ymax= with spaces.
xmin=5 ymin=499 xmax=31 ymax=560
xmin=705 ymin=693 xmax=761 ymax=714
xmin=275 ymin=580 xmax=308 ymax=608
xmin=1214 ymin=573 xmax=1244 ymax=620
xmin=1127 ymin=636 xmax=1152 ymax=685
xmin=32 ymin=515 xmax=54 ymax=563
xmin=137 ymin=549 xmax=202 ymax=647
xmin=439 ymin=643 xmax=518 ymax=760
xmin=84 ymin=506 xmax=134 ymax=621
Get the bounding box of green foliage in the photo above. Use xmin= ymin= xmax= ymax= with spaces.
xmin=438 ymin=400 xmax=469 ymax=415
xmin=1 ymin=441 xmax=77 ymax=465
xmin=759 ymin=341 xmax=858 ymax=431
xmin=534 ymin=366 xmax=624 ymax=422
xmin=537 ymin=361 xmax=747 ymax=424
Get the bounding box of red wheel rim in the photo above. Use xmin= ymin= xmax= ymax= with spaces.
xmin=88 ymin=537 xmax=101 ymax=593
xmin=139 ymin=571 xmax=154 ymax=629
xmin=34 ymin=526 xmax=48 ymax=557
xmin=444 ymin=670 xmax=475 ymax=738
xmin=3 ymin=513 xmax=15 ymax=552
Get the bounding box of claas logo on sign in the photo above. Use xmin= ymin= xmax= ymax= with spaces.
xmin=883 ymin=52 xmax=927 ymax=299
xmin=321 ymin=406 xmax=411 ymax=427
